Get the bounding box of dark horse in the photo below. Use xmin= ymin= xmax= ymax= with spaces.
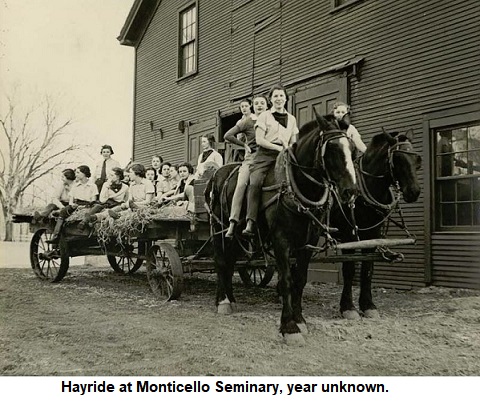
xmin=206 ymin=113 xmax=357 ymax=344
xmin=331 ymin=129 xmax=421 ymax=319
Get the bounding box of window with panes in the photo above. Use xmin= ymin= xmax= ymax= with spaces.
xmin=434 ymin=123 xmax=480 ymax=230
xmin=179 ymin=4 xmax=197 ymax=78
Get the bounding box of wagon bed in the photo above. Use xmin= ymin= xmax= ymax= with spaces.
xmin=13 ymin=179 xmax=275 ymax=300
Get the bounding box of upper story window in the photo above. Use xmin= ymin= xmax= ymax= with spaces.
xmin=179 ymin=3 xmax=197 ymax=78
xmin=434 ymin=123 xmax=480 ymax=230
xmin=331 ymin=0 xmax=364 ymax=11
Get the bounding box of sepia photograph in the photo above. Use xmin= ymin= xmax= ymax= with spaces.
xmin=1 ymin=0 xmax=479 ymax=389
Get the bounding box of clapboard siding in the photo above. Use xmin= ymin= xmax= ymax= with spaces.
xmin=124 ymin=0 xmax=480 ymax=289
xmin=431 ymin=233 xmax=480 ymax=289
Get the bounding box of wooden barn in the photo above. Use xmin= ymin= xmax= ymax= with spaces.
xmin=118 ymin=0 xmax=480 ymax=289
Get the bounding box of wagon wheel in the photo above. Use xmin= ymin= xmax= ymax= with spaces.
xmin=107 ymin=240 xmax=145 ymax=274
xmin=238 ymin=264 xmax=275 ymax=288
xmin=30 ymin=229 xmax=70 ymax=282
xmin=146 ymin=243 xmax=183 ymax=301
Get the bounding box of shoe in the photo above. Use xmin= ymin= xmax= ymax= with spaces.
xmin=32 ymin=211 xmax=42 ymax=224
xmin=225 ymin=221 xmax=236 ymax=238
xmin=46 ymin=218 xmax=64 ymax=244
xmin=129 ymin=200 xmax=138 ymax=210
xmin=108 ymin=209 xmax=120 ymax=219
xmin=241 ymin=220 xmax=255 ymax=237
xmin=86 ymin=214 xmax=98 ymax=227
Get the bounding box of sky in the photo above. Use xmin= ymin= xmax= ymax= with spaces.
xmin=0 ymin=0 xmax=135 ymax=167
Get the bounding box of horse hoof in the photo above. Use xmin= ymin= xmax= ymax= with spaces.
xmin=363 ymin=309 xmax=380 ymax=319
xmin=297 ymin=323 xmax=308 ymax=335
xmin=284 ymin=333 xmax=306 ymax=346
xmin=217 ymin=303 xmax=233 ymax=315
xmin=342 ymin=310 xmax=361 ymax=320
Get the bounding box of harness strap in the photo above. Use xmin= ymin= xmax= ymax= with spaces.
xmin=286 ymin=148 xmax=329 ymax=207
xmin=357 ymin=157 xmax=399 ymax=211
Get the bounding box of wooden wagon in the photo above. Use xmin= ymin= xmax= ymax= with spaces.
xmin=12 ymin=179 xmax=275 ymax=301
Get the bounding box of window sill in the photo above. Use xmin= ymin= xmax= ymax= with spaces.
xmin=330 ymin=0 xmax=364 ymax=14
xmin=176 ymin=71 xmax=198 ymax=83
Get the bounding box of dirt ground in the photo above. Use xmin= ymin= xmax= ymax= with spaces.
xmin=1 ymin=255 xmax=479 ymax=376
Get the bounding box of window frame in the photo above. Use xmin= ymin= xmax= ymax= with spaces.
xmin=330 ymin=0 xmax=364 ymax=13
xmin=177 ymin=1 xmax=198 ymax=81
xmin=424 ymin=103 xmax=480 ymax=233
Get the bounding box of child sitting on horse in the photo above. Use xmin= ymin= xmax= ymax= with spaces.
xmin=242 ymin=83 xmax=299 ymax=237
xmin=224 ymin=94 xmax=268 ymax=237
xmin=331 ymin=101 xmax=367 ymax=155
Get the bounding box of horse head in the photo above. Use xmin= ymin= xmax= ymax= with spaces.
xmin=363 ymin=128 xmax=421 ymax=203
xmin=311 ymin=109 xmax=357 ymax=204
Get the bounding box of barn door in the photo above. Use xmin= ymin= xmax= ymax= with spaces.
xmin=293 ymin=77 xmax=348 ymax=284
xmin=186 ymin=116 xmax=219 ymax=168
xmin=294 ymin=77 xmax=348 ymax=128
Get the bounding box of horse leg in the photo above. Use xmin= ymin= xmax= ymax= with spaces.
xmin=340 ymin=250 xmax=360 ymax=320
xmin=272 ymin=232 xmax=305 ymax=345
xmin=214 ymin=234 xmax=236 ymax=314
xmin=359 ymin=251 xmax=379 ymax=318
xmin=291 ymin=250 xmax=311 ymax=334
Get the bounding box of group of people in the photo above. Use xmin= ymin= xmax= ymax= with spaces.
xmin=36 ymin=82 xmax=365 ymax=244
xmin=222 ymin=83 xmax=366 ymax=238
xmin=36 ymin=134 xmax=225 ymax=244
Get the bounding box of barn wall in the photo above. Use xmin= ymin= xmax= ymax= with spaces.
xmin=129 ymin=0 xmax=480 ymax=289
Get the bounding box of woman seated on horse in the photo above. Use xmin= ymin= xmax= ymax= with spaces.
xmin=33 ymin=168 xmax=76 ymax=223
xmin=224 ymin=94 xmax=268 ymax=237
xmin=331 ymin=101 xmax=367 ymax=156
xmin=108 ymin=163 xmax=155 ymax=219
xmin=242 ymin=83 xmax=299 ymax=236
xmin=47 ymin=165 xmax=98 ymax=244
xmin=78 ymin=167 xmax=129 ymax=228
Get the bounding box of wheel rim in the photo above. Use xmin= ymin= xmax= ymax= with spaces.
xmin=31 ymin=230 xmax=60 ymax=280
xmin=238 ymin=265 xmax=275 ymax=288
xmin=107 ymin=240 xmax=144 ymax=274
xmin=30 ymin=229 xmax=69 ymax=282
xmin=146 ymin=243 xmax=183 ymax=301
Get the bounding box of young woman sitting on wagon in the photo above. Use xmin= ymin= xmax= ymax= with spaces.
xmin=158 ymin=162 xmax=196 ymax=213
xmin=78 ymin=167 xmax=129 ymax=228
xmin=33 ymin=168 xmax=76 ymax=223
xmin=108 ymin=163 xmax=155 ymax=219
xmin=47 ymin=165 xmax=98 ymax=244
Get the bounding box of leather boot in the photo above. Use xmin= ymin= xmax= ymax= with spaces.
xmin=242 ymin=219 xmax=255 ymax=237
xmin=47 ymin=218 xmax=64 ymax=244
xmin=225 ymin=220 xmax=236 ymax=238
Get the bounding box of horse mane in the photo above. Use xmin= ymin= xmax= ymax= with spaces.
xmin=297 ymin=114 xmax=342 ymax=141
xmin=298 ymin=119 xmax=320 ymax=140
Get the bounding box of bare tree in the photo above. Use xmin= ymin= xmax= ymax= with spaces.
xmin=0 ymin=94 xmax=81 ymax=241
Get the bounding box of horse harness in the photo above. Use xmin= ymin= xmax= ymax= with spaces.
xmin=271 ymin=130 xmax=356 ymax=249
xmin=353 ymin=137 xmax=419 ymax=235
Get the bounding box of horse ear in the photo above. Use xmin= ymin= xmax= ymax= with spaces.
xmin=313 ymin=108 xmax=325 ymax=126
xmin=405 ymin=129 xmax=414 ymax=141
xmin=381 ymin=127 xmax=397 ymax=145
